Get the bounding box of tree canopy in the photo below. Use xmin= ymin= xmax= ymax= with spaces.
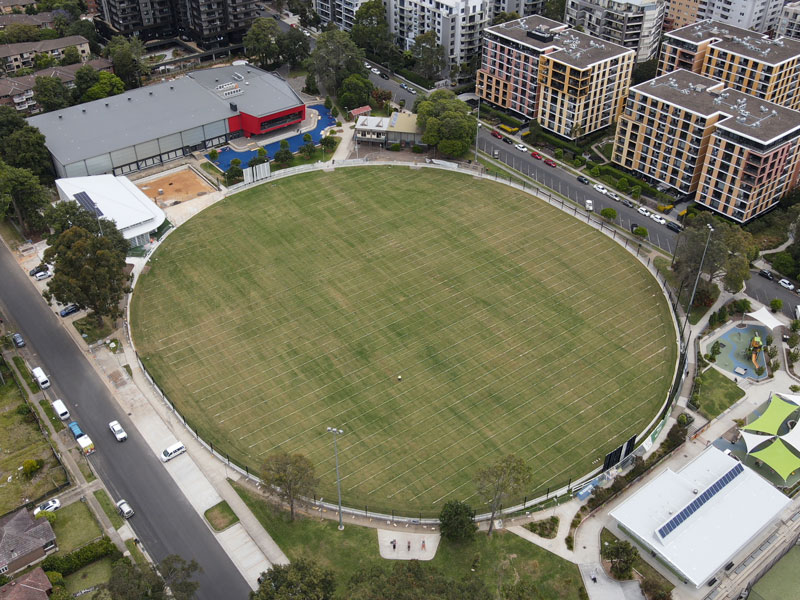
xmin=412 ymin=31 xmax=446 ymax=81
xmin=44 ymin=200 xmax=129 ymax=257
xmin=105 ymin=555 xmax=200 ymax=600
xmin=309 ymin=29 xmax=365 ymax=95
xmin=416 ymin=90 xmax=476 ymax=157
xmin=83 ymin=71 xmax=125 ymax=102
xmin=33 ymin=76 xmax=72 ymax=112
xmin=438 ymin=499 xmax=477 ymax=543
xmin=261 ymin=451 xmax=319 ymax=521
xmin=350 ymin=0 xmax=392 ymax=60
xmin=473 ymin=454 xmax=531 ymax=535
xmin=244 ymin=17 xmax=281 ymax=68
xmin=0 ymin=161 xmax=49 ymax=233
xmin=338 ymin=73 xmax=373 ymax=111
xmin=278 ymin=26 xmax=311 ymax=68
xmin=251 ymin=559 xmax=335 ymax=600
xmin=105 ymin=36 xmax=148 ymax=89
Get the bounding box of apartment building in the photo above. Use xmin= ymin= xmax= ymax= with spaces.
xmin=0 ymin=0 xmax=36 ymax=13
xmin=0 ymin=35 xmax=89 ymax=74
xmin=697 ymin=0 xmax=783 ymax=34
xmin=659 ymin=20 xmax=800 ymax=112
xmin=314 ymin=0 xmax=371 ymax=31
xmin=613 ymin=69 xmax=800 ymax=223
xmin=97 ymin=0 xmax=257 ymax=49
xmin=564 ymin=0 xmax=665 ymax=63
xmin=663 ymin=0 xmax=703 ymax=31
xmin=0 ymin=11 xmax=55 ymax=30
xmin=778 ymin=2 xmax=800 ymax=41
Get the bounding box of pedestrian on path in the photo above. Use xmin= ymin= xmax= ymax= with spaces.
xmin=391 ymin=539 xmax=396 ymax=550
xmin=407 ymin=540 xmax=411 ymax=551
xmin=421 ymin=539 xmax=426 ymax=551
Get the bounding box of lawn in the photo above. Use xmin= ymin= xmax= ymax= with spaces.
xmin=695 ymin=367 xmax=745 ymax=420
xmin=233 ymin=481 xmax=586 ymax=599
xmin=64 ymin=556 xmax=113 ymax=594
xmin=131 ymin=167 xmax=677 ymax=517
xmin=0 ymin=359 xmax=68 ymax=514
xmin=39 ymin=398 xmax=65 ymax=432
xmin=125 ymin=539 xmax=148 ymax=566
xmin=94 ymin=489 xmax=124 ymax=529
xmin=72 ymin=314 xmax=115 ymax=344
xmin=51 ymin=500 xmax=103 ymax=554
xmin=204 ymin=500 xmax=239 ymax=531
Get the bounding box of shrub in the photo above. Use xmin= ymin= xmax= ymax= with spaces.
xmin=411 ymin=145 xmax=423 ymax=153
xmin=336 ymin=120 xmax=342 ymax=127
xmin=756 ymin=366 xmax=765 ymax=376
xmin=396 ymin=68 xmax=434 ymax=89
xmin=731 ymin=299 xmax=752 ymax=314
xmin=771 ymin=298 xmax=783 ymax=313
xmin=571 ymin=515 xmax=581 ymax=529
xmin=554 ymin=149 xmax=564 ymax=160
xmin=767 ymin=334 xmax=774 ymax=345
xmin=331 ymin=106 xmax=339 ymax=118
xmin=439 ymin=500 xmax=477 ymax=543
xmin=22 ymin=458 xmax=44 ymax=478
xmin=324 ymin=96 xmax=332 ymax=109
xmin=42 ymin=537 xmax=119 ymax=576
xmin=525 ymin=516 xmax=559 ymax=538
xmin=565 ymin=534 xmax=574 ymax=550
xmin=791 ymin=384 xmax=800 ymax=392
xmin=792 ymin=319 xmax=800 ymax=332
xmin=767 ymin=346 xmax=778 ymax=359
xmin=389 ymin=143 xmax=401 ymax=151
xmin=641 ymin=576 xmax=672 ymax=600
xmin=590 ymin=166 xmax=601 ymax=177
xmin=208 ymin=149 xmax=218 ymax=161
xmin=46 ymin=571 xmax=64 ymax=586
xmin=573 ymin=156 xmax=585 ymax=167
xmin=600 ymin=207 xmax=617 ymax=221
xmin=631 ymin=185 xmax=641 ymax=199
xmin=617 ymin=177 xmax=630 ymax=193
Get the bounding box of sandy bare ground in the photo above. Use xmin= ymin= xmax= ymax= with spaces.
xmin=136 ymin=168 xmax=216 ymax=207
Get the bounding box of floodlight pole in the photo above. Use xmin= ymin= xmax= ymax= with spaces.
xmin=474 ymin=96 xmax=481 ymax=164
xmin=327 ymin=426 xmax=344 ymax=530
xmin=681 ymin=223 xmax=714 ymax=342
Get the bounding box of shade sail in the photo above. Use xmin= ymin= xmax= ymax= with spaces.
xmin=781 ymin=421 xmax=800 ymax=454
xmin=741 ymin=430 xmax=774 ymax=453
xmin=751 ymin=439 xmax=800 ymax=481
xmin=777 ymin=393 xmax=800 ymax=406
xmin=742 ymin=396 xmax=798 ymax=435
xmin=746 ymin=307 xmax=783 ymax=330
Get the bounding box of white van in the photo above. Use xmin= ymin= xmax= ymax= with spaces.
xmin=161 ymin=442 xmax=186 ymax=462
xmin=31 ymin=367 xmax=50 ymax=389
xmin=585 ymin=199 xmax=594 ymax=212
xmin=51 ymin=399 xmax=70 ymax=421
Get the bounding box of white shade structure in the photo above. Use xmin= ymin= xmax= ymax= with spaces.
xmin=780 ymin=422 xmax=800 ymax=454
xmin=741 ymin=430 xmax=775 ymax=453
xmin=746 ymin=307 xmax=783 ymax=330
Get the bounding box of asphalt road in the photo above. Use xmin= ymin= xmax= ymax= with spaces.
xmin=744 ymin=270 xmax=800 ymax=320
xmin=0 ymin=243 xmax=250 ymax=600
xmin=476 ymin=130 xmax=680 ymax=255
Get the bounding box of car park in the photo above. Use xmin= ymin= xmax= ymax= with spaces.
xmin=759 ymin=269 xmax=774 ymax=280
xmin=606 ymin=191 xmax=620 ymax=201
xmin=29 ymin=264 xmax=48 ymax=276
xmin=530 ymin=151 xmax=542 ymax=160
xmin=593 ymin=183 xmax=607 ymax=194
xmin=621 ymin=199 xmax=634 ymax=208
xmin=116 ymin=499 xmax=134 ymax=519
xmin=491 ymin=130 xmax=502 ymax=139
xmin=666 ymin=221 xmax=683 ymax=233
xmin=577 ymin=175 xmax=589 ymax=184
xmin=780 ymin=279 xmax=795 ymax=291
xmin=371 ymin=67 xmax=380 ymax=75
xmin=59 ymin=304 xmax=79 ymax=318
xmin=515 ymin=143 xmax=526 ymax=152
xmin=12 ymin=333 xmax=25 ymax=348
xmin=34 ymin=270 xmax=51 ymax=281
xmin=637 ymin=206 xmax=651 ymax=217
xmin=109 ymin=420 xmax=127 ymax=441
xmin=33 ymin=498 xmax=61 ymax=516
xmin=544 ymin=158 xmax=557 ymax=167
xmin=650 ymin=214 xmax=666 ymax=225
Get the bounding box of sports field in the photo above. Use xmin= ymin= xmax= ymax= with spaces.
xmin=131 ymin=167 xmax=677 ymax=516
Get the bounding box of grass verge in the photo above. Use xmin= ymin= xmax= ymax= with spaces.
xmin=695 ymin=367 xmax=745 ymax=420
xmin=201 ymin=161 xmax=224 ymax=185
xmin=94 ymin=489 xmax=124 ymax=529
xmin=204 ymin=500 xmax=240 ymax=531
xmin=12 ymin=355 xmax=37 ymax=390
xmin=477 ymin=155 xmax=526 ymax=186
xmin=601 ymin=528 xmax=673 ymax=598
xmin=39 ymin=398 xmax=65 ymax=432
xmin=0 ymin=218 xmax=24 ymax=248
xmin=64 ymin=556 xmax=113 ymax=594
xmin=51 ymin=500 xmax=103 ymax=554
xmin=125 ymin=539 xmax=148 ymax=566
xmin=73 ymin=314 xmax=115 ymax=345
xmin=232 ymin=481 xmax=587 ymax=599
xmin=73 ymin=451 xmax=96 ymax=483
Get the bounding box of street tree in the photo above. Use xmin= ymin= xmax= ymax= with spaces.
xmin=251 ymin=559 xmax=335 ymax=600
xmin=309 ymin=29 xmax=365 ymax=95
xmin=412 ymin=30 xmax=446 ymax=81
xmin=633 ymin=226 xmax=648 ymax=239
xmin=771 ymin=298 xmax=783 ymax=313
xmin=33 ymin=76 xmax=72 ymax=112
xmin=60 ymin=45 xmax=80 ymax=65
xmin=277 ymin=26 xmax=310 ymax=68
xmin=244 ymin=17 xmax=281 ymax=68
xmin=416 ymin=89 xmax=476 ymax=157
xmin=43 ymin=200 xmax=129 ymax=257
xmin=43 ymin=226 xmax=129 ymax=326
xmin=0 ymin=162 xmax=49 ymax=233
xmin=601 ymin=539 xmax=638 ymax=579
xmin=438 ymin=499 xmax=477 ymax=543
xmin=261 ymin=451 xmax=318 ymax=521
xmin=2 ymin=124 xmax=54 ymax=183
xmin=338 ymin=73 xmax=373 ymax=111
xmin=474 ymin=454 xmax=531 ymax=535
xmin=350 ymin=0 xmax=392 ymax=60
xmin=105 ymin=555 xmax=200 ymax=600
xmin=82 ymin=71 xmax=125 ymax=102
xmin=348 ymin=561 xmax=491 ymax=600
xmin=600 ymin=207 xmax=617 ymax=221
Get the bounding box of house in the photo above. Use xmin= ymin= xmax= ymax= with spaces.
xmin=0 ymin=567 xmax=51 ymax=600
xmin=355 ymin=112 xmax=425 ymax=148
xmin=0 ymin=510 xmax=56 ymax=575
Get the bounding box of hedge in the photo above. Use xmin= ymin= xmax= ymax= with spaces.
xmin=523 ymin=128 xmax=583 ymax=156
xmin=481 ymin=106 xmax=524 ymax=129
xmin=396 ymin=68 xmax=433 ymax=89
xmin=42 ymin=537 xmax=120 ymax=576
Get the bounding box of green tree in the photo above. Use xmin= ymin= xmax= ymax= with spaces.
xmin=278 ymin=26 xmax=310 ymax=67
xmin=83 ymin=71 xmax=125 ymax=101
xmin=631 ymin=185 xmax=641 ymax=199
xmin=348 ymin=561 xmax=491 ymax=600
xmin=492 ymin=11 xmax=520 ymax=24
xmin=771 ymin=298 xmax=783 ymax=313
xmin=3 ymin=24 xmax=40 ymax=43
xmin=416 ymin=89 xmax=476 ymax=157
xmin=633 ymin=226 xmax=648 ymax=238
xmin=600 ymin=207 xmax=617 ymax=221
xmin=321 ymin=135 xmax=336 ymax=152
xmin=226 ymin=164 xmax=243 ymax=184
xmin=474 ymin=454 xmax=531 ymax=535
xmin=60 ymin=45 xmax=81 ymax=65
xmin=245 ymin=17 xmax=282 ymax=68
xmin=601 ymin=539 xmax=638 ymax=579
xmin=261 ymin=451 xmax=318 ymax=521
xmin=273 ymin=139 xmax=294 ymax=166
xmin=3 ymin=124 xmax=55 ymax=183
xmin=43 ymin=226 xmax=129 ymax=326
xmin=252 ymin=559 xmax=334 ymax=600
xmin=67 ymin=19 xmax=100 ymax=54
xmin=438 ymin=499 xmax=477 ymax=543
xmin=72 ymin=64 xmax=99 ymax=102
xmin=43 ymin=200 xmax=129 ymax=257
xmin=617 ymin=177 xmax=630 ymax=193
xmin=723 ymin=255 xmax=750 ymax=292
xmin=208 ymin=148 xmax=219 ymax=161
xmin=339 ymin=73 xmax=373 ymax=110
xmin=771 ymin=251 xmax=796 ymax=277
xmin=106 ymin=36 xmax=148 ymax=89
xmin=0 ymin=105 xmax=26 ymax=139
xmin=0 ymin=162 xmax=49 ymax=233
xmin=105 ymin=555 xmax=200 ymax=600
xmin=310 ymin=29 xmax=365 ymax=95
xmin=412 ymin=30 xmax=445 ymax=81
xmin=159 ymin=554 xmax=202 ymax=600
xmin=33 ymin=52 xmax=56 ymax=70
xmin=350 ymin=0 xmax=392 ymax=60
xmin=543 ymin=0 xmax=566 ymax=21
xmin=304 ymin=71 xmax=320 ymax=94
xmin=33 ymin=76 xmax=72 ymax=112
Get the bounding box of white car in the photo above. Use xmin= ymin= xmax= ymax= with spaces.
xmin=593 ymin=183 xmax=607 ymax=194
xmin=371 ymin=67 xmax=380 ymax=75
xmin=33 ymin=498 xmax=61 ymax=516
xmin=515 ymin=143 xmax=526 ymax=152
xmin=116 ymin=499 xmax=134 ymax=519
xmin=34 ymin=270 xmax=51 ymax=281
xmin=409 ymin=88 xmax=417 ymax=95
xmin=637 ymin=206 xmax=651 ymax=217
xmin=650 ymin=214 xmax=666 ymax=225
xmin=364 ymin=61 xmax=370 ymax=69
xmin=779 ymin=278 xmax=795 ymax=291
xmin=606 ymin=191 xmax=620 ymax=201
xmin=109 ymin=420 xmax=127 ymax=441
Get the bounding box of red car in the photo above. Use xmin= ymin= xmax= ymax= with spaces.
xmin=544 ymin=158 xmax=557 ymax=167
xmin=530 ymin=151 xmax=542 ymax=160
xmin=491 ymin=130 xmax=503 ymax=139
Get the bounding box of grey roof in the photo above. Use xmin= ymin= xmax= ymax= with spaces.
xmin=27 ymin=65 xmax=304 ymax=165
xmin=484 ymin=14 xmax=568 ymax=50
xmin=0 ymin=12 xmax=55 ymax=27
xmin=0 ymin=510 xmax=55 ymax=568
xmin=0 ymin=59 xmax=112 ymax=98
xmin=548 ymin=30 xmax=633 ymax=68
xmin=666 ymin=20 xmax=800 ymax=65
xmin=633 ymin=70 xmax=800 ymax=144
xmin=0 ymin=35 xmax=88 ymax=59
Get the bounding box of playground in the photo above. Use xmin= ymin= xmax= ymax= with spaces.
xmin=710 ymin=323 xmax=769 ymax=380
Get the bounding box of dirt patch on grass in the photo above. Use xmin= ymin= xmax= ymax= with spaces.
xmin=136 ymin=168 xmax=215 ymax=207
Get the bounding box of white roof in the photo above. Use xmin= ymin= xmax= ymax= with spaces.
xmin=355 ymin=116 xmax=389 ymax=131
xmin=55 ymin=175 xmax=166 ymax=242
xmin=610 ymin=447 xmax=789 ymax=587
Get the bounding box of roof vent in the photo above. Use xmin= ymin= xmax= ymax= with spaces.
xmin=149 ymin=91 xmax=153 ymax=95
xmin=128 ymin=97 xmax=132 ymax=101
xmin=81 ymin=109 xmax=86 ymax=113
xmin=692 ymin=488 xmax=698 ymax=494
xmin=170 ymin=86 xmax=174 ymax=90
xmin=229 ymin=102 xmax=238 ymax=112
xmin=58 ymin=115 xmax=62 ymax=119
xmin=105 ymin=103 xmax=109 ymax=106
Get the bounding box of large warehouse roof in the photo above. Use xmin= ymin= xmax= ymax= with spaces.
xmin=28 ymin=66 xmax=303 ymax=166
xmin=610 ymin=447 xmax=789 ymax=587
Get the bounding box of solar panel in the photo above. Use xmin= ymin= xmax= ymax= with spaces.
xmin=657 ymin=463 xmax=744 ymax=539
xmin=74 ymin=191 xmax=103 ymax=217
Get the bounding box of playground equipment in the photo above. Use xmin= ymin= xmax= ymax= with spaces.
xmin=748 ymin=333 xmax=764 ymax=369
